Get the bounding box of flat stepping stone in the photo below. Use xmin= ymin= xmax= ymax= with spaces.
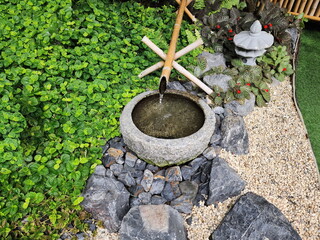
xmin=119 ymin=204 xmax=187 ymax=240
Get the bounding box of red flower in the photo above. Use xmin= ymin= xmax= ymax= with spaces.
xmin=228 ymin=29 xmax=233 ymax=33
xmin=265 ymin=89 xmax=269 ymax=92
xmin=237 ymin=90 xmax=241 ymax=94
xmin=263 ymin=25 xmax=268 ymax=29
xmin=282 ymin=68 xmax=287 ymax=71
xmin=246 ymin=83 xmax=251 ymax=86
xmin=228 ymin=37 xmax=233 ymax=41
xmin=216 ymin=25 xmax=221 ymax=29
xmin=269 ymin=23 xmax=273 ymax=27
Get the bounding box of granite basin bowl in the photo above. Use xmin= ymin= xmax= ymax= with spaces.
xmin=120 ymin=90 xmax=215 ymax=167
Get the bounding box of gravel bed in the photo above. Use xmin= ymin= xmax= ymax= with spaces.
xmin=93 ymin=80 xmax=320 ymax=240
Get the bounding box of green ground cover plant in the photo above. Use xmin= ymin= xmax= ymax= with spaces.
xmin=295 ymin=23 xmax=320 ymax=170
xmin=0 ymin=0 xmax=199 ymax=238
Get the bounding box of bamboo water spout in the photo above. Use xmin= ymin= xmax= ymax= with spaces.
xmin=159 ymin=0 xmax=187 ymax=94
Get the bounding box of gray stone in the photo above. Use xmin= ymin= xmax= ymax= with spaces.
xmin=93 ymin=165 xmax=106 ymax=176
xmin=167 ymin=81 xmax=187 ymax=92
xmin=130 ymin=197 xmax=141 ymax=207
xmin=203 ymin=74 xmax=232 ymax=92
xmin=105 ymin=169 xmax=114 ymax=178
xmin=141 ymin=169 xmax=154 ymax=192
xmin=207 ymin=157 xmax=246 ymax=205
xmin=210 ymin=134 xmax=221 ymax=146
xmin=151 ymin=195 xmax=167 ymax=205
xmin=128 ymin=185 xmax=144 ymax=197
xmin=81 ymin=175 xmax=130 ymax=232
xmin=146 ymin=164 xmax=159 ymax=173
xmin=119 ymin=205 xmax=187 ymax=240
xmin=211 ymin=192 xmax=302 ymax=240
xmin=118 ymin=172 xmax=136 ymax=187
xmin=189 ymin=157 xmax=207 ymax=171
xmin=224 ymin=93 xmax=255 ymax=116
xmin=123 ymin=164 xmax=143 ymax=178
xmin=109 ymin=164 xmax=123 ymax=177
xmin=220 ymin=114 xmax=249 ymax=155
xmin=135 ymin=159 xmax=147 ymax=171
xmin=125 ymin=152 xmax=138 ymax=167
xmin=171 ymin=181 xmax=199 ymax=213
xmin=203 ymin=146 xmax=217 ymax=160
xmin=149 ymin=175 xmax=166 ymax=195
xmin=138 ymin=192 xmax=152 ymax=205
xmin=182 ymin=81 xmax=195 ymax=91
xmin=200 ymin=161 xmax=212 ymax=183
xmin=286 ymin=27 xmax=299 ymax=52
xmin=180 ymin=165 xmax=193 ymax=181
xmin=165 ymin=166 xmax=182 ymax=182
xmin=196 ymin=52 xmax=226 ymax=76
xmin=213 ymin=106 xmax=225 ymax=115
xmin=108 ymin=136 xmax=126 ymax=153
xmin=161 ymin=182 xmax=181 ymax=202
xmin=120 ymin=90 xmax=215 ymax=167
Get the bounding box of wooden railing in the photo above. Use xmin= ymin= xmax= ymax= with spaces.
xmin=271 ymin=0 xmax=320 ymax=21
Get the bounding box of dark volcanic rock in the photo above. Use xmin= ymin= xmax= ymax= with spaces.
xmin=119 ymin=205 xmax=187 ymax=240
xmin=207 ymin=157 xmax=245 ymax=205
xmin=125 ymin=152 xmax=138 ymax=167
xmin=161 ymin=182 xmax=181 ymax=202
xmin=149 ymin=175 xmax=166 ymax=195
xmin=211 ymin=192 xmax=302 ymax=240
xmin=93 ymin=165 xmax=106 ymax=176
xmin=220 ymin=114 xmax=249 ymax=155
xmin=165 ymin=166 xmax=182 ymax=182
xmin=81 ymin=175 xmax=130 ymax=232
xmin=118 ymin=172 xmax=136 ymax=187
xmin=170 ymin=181 xmax=198 ymax=214
xmin=167 ymin=81 xmax=187 ymax=92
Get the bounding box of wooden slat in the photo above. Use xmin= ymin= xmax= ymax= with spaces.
xmin=283 ymin=0 xmax=290 ymax=8
xmin=316 ymin=4 xmax=320 ymax=16
xmin=305 ymin=0 xmax=315 ymax=14
xmin=293 ymin=0 xmax=302 ymax=12
xmin=287 ymin=0 xmax=296 ymax=11
xmin=309 ymin=0 xmax=319 ymax=15
xmin=299 ymin=0 xmax=308 ymax=12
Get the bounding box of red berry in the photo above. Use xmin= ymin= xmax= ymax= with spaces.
xmin=228 ymin=37 xmax=233 ymax=41
xmin=228 ymin=29 xmax=233 ymax=33
xmin=216 ymin=25 xmax=221 ymax=29
xmin=246 ymin=83 xmax=251 ymax=86
xmin=263 ymin=25 xmax=268 ymax=29
xmin=265 ymin=89 xmax=269 ymax=92
xmin=237 ymin=90 xmax=241 ymax=94
xmin=282 ymin=68 xmax=287 ymax=71
xmin=269 ymin=23 xmax=273 ymax=27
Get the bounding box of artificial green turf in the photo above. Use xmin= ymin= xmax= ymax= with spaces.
xmin=295 ymin=22 xmax=320 ymax=170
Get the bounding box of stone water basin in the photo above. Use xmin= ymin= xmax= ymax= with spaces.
xmin=120 ymin=89 xmax=215 ymax=167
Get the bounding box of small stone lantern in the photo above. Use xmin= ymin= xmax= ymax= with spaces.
xmin=233 ymin=20 xmax=274 ymax=66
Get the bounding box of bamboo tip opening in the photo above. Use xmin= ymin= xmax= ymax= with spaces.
xmin=159 ymin=76 xmax=167 ymax=95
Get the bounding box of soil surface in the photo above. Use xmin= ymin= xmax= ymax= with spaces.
xmin=93 ymin=80 xmax=320 ymax=240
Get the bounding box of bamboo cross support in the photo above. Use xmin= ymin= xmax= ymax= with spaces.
xmin=140 ymin=36 xmax=213 ymax=95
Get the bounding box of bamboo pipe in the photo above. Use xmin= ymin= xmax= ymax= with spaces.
xmin=138 ymin=38 xmax=204 ymax=78
xmin=142 ymin=37 xmax=213 ymax=95
xmin=175 ymin=0 xmax=197 ymax=22
xmin=160 ymin=0 xmax=187 ymax=93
